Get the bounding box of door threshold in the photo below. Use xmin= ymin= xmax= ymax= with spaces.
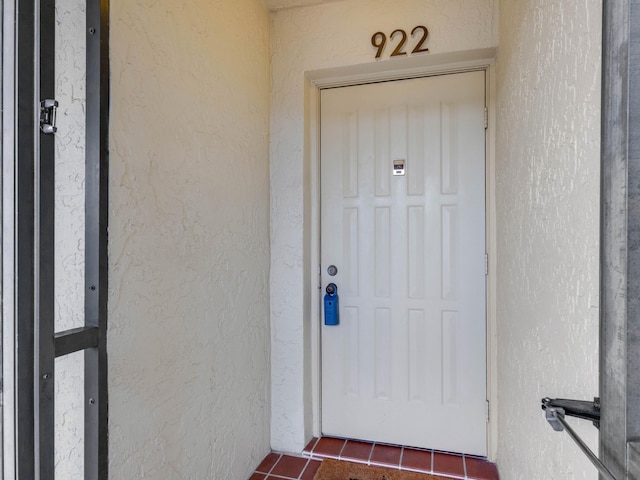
xmin=302 ymin=436 xmax=499 ymax=480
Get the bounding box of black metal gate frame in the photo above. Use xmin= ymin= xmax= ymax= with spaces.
xmin=6 ymin=0 xmax=109 ymax=478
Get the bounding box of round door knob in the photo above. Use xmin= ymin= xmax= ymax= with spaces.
xmin=327 ymin=265 xmax=338 ymax=276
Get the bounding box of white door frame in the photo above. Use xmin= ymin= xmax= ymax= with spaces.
xmin=305 ymin=48 xmax=499 ymax=461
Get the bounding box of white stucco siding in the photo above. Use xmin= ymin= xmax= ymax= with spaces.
xmin=270 ymin=0 xmax=499 ymax=453
xmin=109 ymin=1 xmax=271 ymax=478
xmin=55 ymin=0 xmax=87 ymax=477
xmin=496 ymin=1 xmax=601 ymax=479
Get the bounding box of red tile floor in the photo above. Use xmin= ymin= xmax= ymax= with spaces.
xmin=248 ymin=437 xmax=499 ymax=480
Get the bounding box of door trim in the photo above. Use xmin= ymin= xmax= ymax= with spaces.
xmin=304 ymin=48 xmax=498 ymax=460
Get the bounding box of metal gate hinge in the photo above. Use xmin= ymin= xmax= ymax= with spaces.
xmin=40 ymin=99 xmax=58 ymax=134
xmin=484 ymin=107 xmax=488 ymax=129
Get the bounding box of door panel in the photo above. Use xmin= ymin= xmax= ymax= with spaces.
xmin=320 ymin=71 xmax=487 ymax=455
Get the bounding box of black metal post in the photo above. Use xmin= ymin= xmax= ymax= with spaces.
xmin=84 ymin=1 xmax=110 ymax=479
xmin=37 ymin=1 xmax=56 ymax=478
xmin=15 ymin=0 xmax=36 ymax=476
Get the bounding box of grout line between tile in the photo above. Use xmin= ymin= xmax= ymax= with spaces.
xmin=265 ymin=474 xmax=299 ymax=480
xmin=343 ymin=457 xmax=369 ymax=465
xmin=315 ymin=453 xmax=330 ymax=460
xmin=368 ymin=442 xmax=376 ymax=466
xmin=365 ymin=441 xmax=374 ymax=466
xmin=463 ymin=454 xmax=468 ymax=479
xmin=337 ymin=438 xmax=348 ymax=458
xmin=265 ymin=454 xmax=282 ymax=476
xmin=431 ymin=449 xmax=435 ymax=473
xmin=370 ymin=461 xmax=402 ymax=470
xmin=297 ymin=457 xmax=311 ymax=480
xmin=309 ymin=437 xmax=320 ymax=455
xmin=314 ymin=437 xmax=321 ymax=450
xmin=398 ymin=445 xmax=404 ymax=470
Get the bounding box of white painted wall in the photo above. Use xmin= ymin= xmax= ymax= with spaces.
xmin=495 ymin=1 xmax=601 ymax=479
xmin=109 ymin=1 xmax=271 ymax=478
xmin=270 ymin=0 xmax=499 ymax=453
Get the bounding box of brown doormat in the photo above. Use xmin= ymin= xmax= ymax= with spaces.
xmin=313 ymin=458 xmax=451 ymax=480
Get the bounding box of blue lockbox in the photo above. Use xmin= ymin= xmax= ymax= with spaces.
xmin=324 ymin=283 xmax=339 ymax=326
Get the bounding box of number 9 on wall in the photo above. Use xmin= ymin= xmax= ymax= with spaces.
xmin=371 ymin=25 xmax=429 ymax=59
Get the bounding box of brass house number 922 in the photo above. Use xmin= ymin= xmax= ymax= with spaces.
xmin=371 ymin=26 xmax=429 ymax=59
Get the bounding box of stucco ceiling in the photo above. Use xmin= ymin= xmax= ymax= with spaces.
xmin=263 ymin=0 xmax=345 ymax=11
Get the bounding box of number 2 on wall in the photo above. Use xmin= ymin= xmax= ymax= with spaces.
xmin=371 ymin=26 xmax=429 ymax=59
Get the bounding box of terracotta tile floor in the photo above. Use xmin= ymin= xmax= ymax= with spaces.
xmin=248 ymin=437 xmax=499 ymax=480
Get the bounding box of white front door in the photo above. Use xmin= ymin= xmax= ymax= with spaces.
xmin=320 ymin=71 xmax=487 ymax=456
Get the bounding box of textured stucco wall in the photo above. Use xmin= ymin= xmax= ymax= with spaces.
xmin=109 ymin=1 xmax=271 ymax=478
xmin=496 ymin=1 xmax=601 ymax=479
xmin=55 ymin=0 xmax=86 ymax=476
xmin=264 ymin=0 xmax=347 ymax=11
xmin=270 ymin=0 xmax=499 ymax=453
